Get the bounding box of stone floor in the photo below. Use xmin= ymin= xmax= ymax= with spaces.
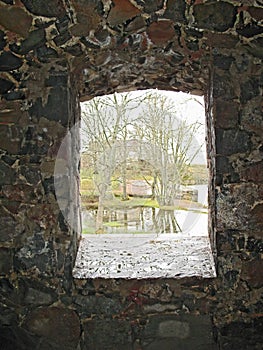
xmin=73 ymin=233 xmax=216 ymax=279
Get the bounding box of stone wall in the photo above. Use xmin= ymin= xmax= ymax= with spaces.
xmin=0 ymin=1 xmax=262 ymax=349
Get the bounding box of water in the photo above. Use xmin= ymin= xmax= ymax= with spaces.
xmin=188 ymin=184 xmax=208 ymax=207
xmin=82 ymin=205 xmax=208 ymax=236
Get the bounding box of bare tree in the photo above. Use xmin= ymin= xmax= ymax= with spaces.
xmin=81 ymin=91 xmax=146 ymax=232
xmin=134 ymin=91 xmax=203 ymax=232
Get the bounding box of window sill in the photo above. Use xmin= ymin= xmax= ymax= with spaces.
xmin=73 ymin=233 xmax=216 ymax=279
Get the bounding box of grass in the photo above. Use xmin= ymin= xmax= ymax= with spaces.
xmin=96 ymin=197 xmax=160 ymax=209
xmin=82 ymin=227 xmax=95 ymax=234
xmin=103 ymin=221 xmax=124 ymax=227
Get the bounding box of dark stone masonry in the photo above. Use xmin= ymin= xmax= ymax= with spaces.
xmin=0 ymin=0 xmax=262 ymax=349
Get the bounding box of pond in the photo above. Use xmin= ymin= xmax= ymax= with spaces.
xmin=82 ymin=205 xmax=208 ymax=236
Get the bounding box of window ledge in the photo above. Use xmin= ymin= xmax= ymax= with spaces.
xmin=73 ymin=233 xmax=216 ymax=279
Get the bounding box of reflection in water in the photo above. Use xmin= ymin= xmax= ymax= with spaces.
xmin=82 ymin=205 xmax=207 ymax=235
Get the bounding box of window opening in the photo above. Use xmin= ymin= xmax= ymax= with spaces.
xmin=72 ymin=89 xmax=216 ymax=278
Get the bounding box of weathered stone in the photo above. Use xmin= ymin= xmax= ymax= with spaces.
xmin=11 ymin=29 xmax=46 ymax=55
xmin=73 ymin=294 xmax=122 ymax=317
xmin=250 ymin=203 xmax=263 ymax=231
xmin=237 ymin=23 xmax=263 ymax=38
xmin=0 ymin=4 xmax=32 ymax=38
xmin=246 ymin=38 xmax=263 ymax=59
xmin=206 ymin=32 xmax=239 ymax=49
xmin=0 ymin=160 xmax=15 ymax=185
xmin=215 ymin=156 xmax=239 ymax=185
xmin=21 ymin=0 xmax=66 ymax=18
xmin=64 ymin=43 xmax=83 ymax=56
xmin=20 ymin=165 xmax=41 ymax=185
xmin=55 ymin=14 xmax=70 ymax=34
xmin=22 ymin=279 xmax=58 ymax=306
xmin=36 ymin=45 xmax=59 ymax=62
xmin=0 ymin=51 xmax=23 ymax=71
xmin=147 ymin=20 xmax=175 ymax=47
xmin=0 ymin=304 xmax=17 ymax=327
xmin=216 ymin=183 xmax=260 ymax=231
xmin=4 ymin=89 xmax=25 ymax=101
xmin=240 ymin=77 xmax=260 ymax=104
xmin=185 ymin=39 xmax=199 ymax=52
xmin=14 ymin=232 xmax=55 ymax=274
xmin=1 ymin=1 xmax=14 ymax=5
xmin=0 ymin=248 xmax=13 ymax=275
xmin=214 ymin=99 xmax=239 ymax=129
xmin=107 ymin=0 xmax=141 ymax=26
xmin=1 ymin=199 xmax=21 ymax=216
xmin=185 ymin=27 xmax=203 ymax=39
xmin=23 ymin=307 xmax=80 ymax=348
xmin=126 ymin=16 xmax=146 ymax=33
xmin=82 ymin=318 xmax=132 ymax=350
xmin=0 ymin=30 xmax=6 ymax=50
xmin=213 ymin=54 xmax=234 ymax=71
xmin=215 ymin=129 xmax=251 ymax=156
xmin=29 ymin=86 xmax=70 ymax=126
xmin=219 ymin=318 xmax=263 ymax=349
xmin=213 ymin=73 xmax=236 ymax=100
xmin=141 ymin=315 xmax=217 ymax=350
xmin=143 ymin=0 xmax=163 ymax=13
xmin=164 ymin=0 xmax=186 ymax=23
xmin=70 ymin=1 xmax=101 ymax=36
xmin=194 ymin=2 xmax=236 ymax=32
xmin=240 ymin=100 xmax=263 ymax=136
xmin=240 ymin=162 xmax=263 ymax=183
xmin=246 ymin=237 xmax=263 ymax=254
xmin=1 ymin=183 xmax=38 ymax=202
xmin=0 ymin=215 xmax=25 ymax=243
xmin=0 ymin=326 xmax=40 ymax=350
xmin=53 ymin=30 xmax=71 ymax=46
xmin=248 ymin=7 xmax=263 ymax=21
xmin=164 ymin=50 xmax=184 ymax=65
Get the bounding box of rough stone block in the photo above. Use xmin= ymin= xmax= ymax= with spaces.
xmin=216 ymin=183 xmax=261 ymax=231
xmin=240 ymin=161 xmax=263 ymax=183
xmin=0 ymin=160 xmax=15 ymax=185
xmin=0 ymin=214 xmax=25 ymax=244
xmin=107 ymin=0 xmax=140 ymax=26
xmin=215 ymin=128 xmax=251 ymax=156
xmin=240 ymin=77 xmax=261 ymax=104
xmin=0 ymin=78 xmax=15 ymax=94
xmin=0 ymin=248 xmax=13 ymax=275
xmin=23 ymin=307 xmax=80 ymax=349
xmin=141 ymin=315 xmax=217 ymax=350
xmin=11 ymin=28 xmax=46 ymax=55
xmin=21 ymin=0 xmax=65 ymax=18
xmin=82 ymin=318 xmax=132 ymax=350
xmin=164 ymin=0 xmax=186 ymax=23
xmin=219 ymin=318 xmax=263 ymax=350
xmin=194 ymin=2 xmax=236 ymax=32
xmin=241 ymin=259 xmax=263 ymax=288
xmin=21 ymin=278 xmax=58 ymax=306
xmin=29 ymin=86 xmax=70 ymax=127
xmin=147 ymin=20 xmax=175 ymax=47
xmin=214 ymin=99 xmax=239 ymax=129
xmin=73 ymin=294 xmax=122 ymax=318
xmin=0 ymin=3 xmax=32 ymax=38
xmin=213 ymin=73 xmax=236 ymax=100
xmin=0 ymin=51 xmax=23 ymax=71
